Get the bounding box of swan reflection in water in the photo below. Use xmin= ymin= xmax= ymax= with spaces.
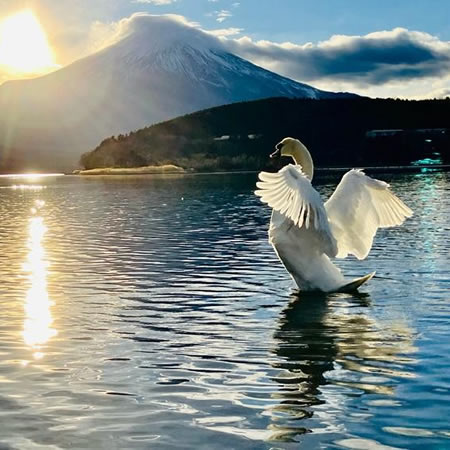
xmin=268 ymin=292 xmax=416 ymax=442
xmin=22 ymin=202 xmax=57 ymax=359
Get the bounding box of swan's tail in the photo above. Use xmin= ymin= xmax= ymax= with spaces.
xmin=337 ymin=272 xmax=376 ymax=293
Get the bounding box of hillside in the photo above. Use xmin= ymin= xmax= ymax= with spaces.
xmin=80 ymin=97 xmax=450 ymax=171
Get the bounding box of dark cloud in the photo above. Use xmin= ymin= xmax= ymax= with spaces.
xmin=222 ymin=28 xmax=450 ymax=85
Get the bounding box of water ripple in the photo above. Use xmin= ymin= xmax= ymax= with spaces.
xmin=0 ymin=172 xmax=449 ymax=449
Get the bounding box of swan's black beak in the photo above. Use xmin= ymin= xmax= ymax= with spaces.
xmin=270 ymin=143 xmax=282 ymax=159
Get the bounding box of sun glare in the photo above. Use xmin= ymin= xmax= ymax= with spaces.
xmin=0 ymin=10 xmax=57 ymax=76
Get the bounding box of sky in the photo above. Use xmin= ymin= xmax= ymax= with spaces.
xmin=0 ymin=0 xmax=449 ymax=98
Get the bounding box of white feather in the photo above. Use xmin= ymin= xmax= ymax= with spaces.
xmin=325 ymin=169 xmax=413 ymax=260
xmin=255 ymin=164 xmax=338 ymax=258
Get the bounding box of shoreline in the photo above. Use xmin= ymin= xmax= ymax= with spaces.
xmin=72 ymin=164 xmax=450 ymax=177
xmin=75 ymin=164 xmax=185 ymax=176
xmin=2 ymin=164 xmax=448 ymax=178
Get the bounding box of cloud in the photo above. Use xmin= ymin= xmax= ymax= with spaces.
xmin=215 ymin=10 xmax=231 ymax=23
xmin=427 ymin=86 xmax=450 ymax=98
xmin=207 ymin=27 xmax=242 ymax=37
xmin=222 ymin=28 xmax=450 ymax=89
xmin=86 ymin=13 xmax=203 ymax=51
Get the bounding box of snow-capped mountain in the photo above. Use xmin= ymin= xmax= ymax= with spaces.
xmin=0 ymin=14 xmax=353 ymax=171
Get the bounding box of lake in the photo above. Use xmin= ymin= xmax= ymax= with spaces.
xmin=0 ymin=171 xmax=449 ymax=449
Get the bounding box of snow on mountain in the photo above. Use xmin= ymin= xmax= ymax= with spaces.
xmin=0 ymin=14 xmax=353 ymax=171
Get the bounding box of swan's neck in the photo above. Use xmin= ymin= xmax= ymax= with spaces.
xmin=291 ymin=144 xmax=314 ymax=180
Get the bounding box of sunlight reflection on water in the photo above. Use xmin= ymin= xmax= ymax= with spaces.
xmin=22 ymin=201 xmax=57 ymax=358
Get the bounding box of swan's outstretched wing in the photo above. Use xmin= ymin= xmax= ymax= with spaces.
xmin=255 ymin=164 xmax=337 ymax=257
xmin=325 ymin=169 xmax=413 ymax=260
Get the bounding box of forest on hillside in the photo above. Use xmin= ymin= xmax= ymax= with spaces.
xmin=80 ymin=97 xmax=450 ymax=171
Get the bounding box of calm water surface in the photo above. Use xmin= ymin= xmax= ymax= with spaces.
xmin=0 ymin=171 xmax=449 ymax=449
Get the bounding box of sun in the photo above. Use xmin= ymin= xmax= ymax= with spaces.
xmin=0 ymin=10 xmax=57 ymax=76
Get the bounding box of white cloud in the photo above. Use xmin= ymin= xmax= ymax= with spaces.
xmin=216 ymin=10 xmax=232 ymax=23
xmin=85 ymin=13 xmax=202 ymax=52
xmin=207 ymin=27 xmax=242 ymax=37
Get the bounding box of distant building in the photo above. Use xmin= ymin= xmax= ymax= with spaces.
xmin=213 ymin=135 xmax=230 ymax=141
xmin=366 ymin=129 xmax=403 ymax=138
xmin=415 ymin=128 xmax=447 ymax=134
xmin=366 ymin=128 xmax=449 ymax=138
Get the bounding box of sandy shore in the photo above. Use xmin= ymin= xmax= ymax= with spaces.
xmin=75 ymin=165 xmax=185 ymax=175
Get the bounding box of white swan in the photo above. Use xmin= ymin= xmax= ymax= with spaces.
xmin=255 ymin=137 xmax=413 ymax=292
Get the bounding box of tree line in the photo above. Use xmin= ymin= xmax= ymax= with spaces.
xmin=80 ymin=97 xmax=450 ymax=171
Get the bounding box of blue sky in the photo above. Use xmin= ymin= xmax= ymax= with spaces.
xmin=0 ymin=0 xmax=449 ymax=98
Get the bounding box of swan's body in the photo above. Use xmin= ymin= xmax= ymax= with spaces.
xmin=255 ymin=138 xmax=413 ymax=292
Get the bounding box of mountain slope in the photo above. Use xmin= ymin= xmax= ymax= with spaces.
xmin=0 ymin=14 xmax=353 ymax=172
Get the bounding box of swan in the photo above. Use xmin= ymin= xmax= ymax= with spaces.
xmin=255 ymin=137 xmax=413 ymax=293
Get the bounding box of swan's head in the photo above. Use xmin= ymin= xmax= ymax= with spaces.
xmin=271 ymin=137 xmax=314 ymax=180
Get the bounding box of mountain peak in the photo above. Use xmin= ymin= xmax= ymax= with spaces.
xmin=109 ymin=14 xmax=223 ymax=57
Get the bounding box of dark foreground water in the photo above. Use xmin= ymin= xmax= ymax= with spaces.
xmin=0 ymin=171 xmax=449 ymax=449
